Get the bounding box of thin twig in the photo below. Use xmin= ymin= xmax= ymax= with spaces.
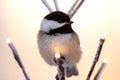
xmin=67 ymin=0 xmax=79 ymax=15
xmin=54 ymin=54 xmax=65 ymax=80
xmin=7 ymin=39 xmax=30 ymax=80
xmin=41 ymin=0 xmax=53 ymax=12
xmin=94 ymin=59 xmax=108 ymax=80
xmin=69 ymin=0 xmax=85 ymax=19
xmin=86 ymin=38 xmax=105 ymax=80
xmin=53 ymin=0 xmax=59 ymax=11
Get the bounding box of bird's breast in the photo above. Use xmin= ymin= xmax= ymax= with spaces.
xmin=38 ymin=31 xmax=81 ymax=66
xmin=46 ymin=34 xmax=72 ymax=55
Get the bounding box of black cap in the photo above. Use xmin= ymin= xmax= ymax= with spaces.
xmin=44 ymin=11 xmax=70 ymax=23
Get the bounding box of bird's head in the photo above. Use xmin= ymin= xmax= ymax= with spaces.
xmin=40 ymin=11 xmax=73 ymax=33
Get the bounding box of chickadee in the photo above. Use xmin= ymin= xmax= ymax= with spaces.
xmin=37 ymin=11 xmax=82 ymax=77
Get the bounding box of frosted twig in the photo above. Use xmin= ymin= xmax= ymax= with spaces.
xmin=53 ymin=0 xmax=59 ymax=11
xmin=41 ymin=0 xmax=53 ymax=12
xmin=67 ymin=0 xmax=79 ymax=15
xmin=54 ymin=52 xmax=65 ymax=80
xmin=6 ymin=38 xmax=30 ymax=80
xmin=94 ymin=58 xmax=108 ymax=80
xmin=86 ymin=37 xmax=105 ymax=80
xmin=69 ymin=0 xmax=85 ymax=19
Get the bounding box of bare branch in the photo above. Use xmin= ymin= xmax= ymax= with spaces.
xmin=53 ymin=0 xmax=59 ymax=11
xmin=86 ymin=37 xmax=105 ymax=80
xmin=69 ymin=0 xmax=85 ymax=19
xmin=94 ymin=58 xmax=108 ymax=80
xmin=7 ymin=38 xmax=30 ymax=80
xmin=67 ymin=0 xmax=79 ymax=15
xmin=41 ymin=0 xmax=53 ymax=12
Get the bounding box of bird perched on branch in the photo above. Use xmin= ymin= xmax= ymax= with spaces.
xmin=37 ymin=11 xmax=82 ymax=77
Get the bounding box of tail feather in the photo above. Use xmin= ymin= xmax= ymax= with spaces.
xmin=65 ymin=65 xmax=79 ymax=77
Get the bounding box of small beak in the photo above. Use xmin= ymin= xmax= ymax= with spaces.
xmin=68 ymin=21 xmax=73 ymax=25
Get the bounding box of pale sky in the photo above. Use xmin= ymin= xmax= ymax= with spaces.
xmin=0 ymin=0 xmax=120 ymax=80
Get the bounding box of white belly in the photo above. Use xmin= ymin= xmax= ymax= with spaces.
xmin=38 ymin=32 xmax=82 ymax=67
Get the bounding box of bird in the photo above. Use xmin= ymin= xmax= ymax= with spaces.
xmin=37 ymin=11 xmax=82 ymax=77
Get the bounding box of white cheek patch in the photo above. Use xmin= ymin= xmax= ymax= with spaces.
xmin=40 ymin=19 xmax=67 ymax=32
xmin=48 ymin=20 xmax=67 ymax=29
xmin=40 ymin=19 xmax=51 ymax=32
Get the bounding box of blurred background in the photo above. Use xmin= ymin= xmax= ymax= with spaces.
xmin=0 ymin=0 xmax=120 ymax=80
